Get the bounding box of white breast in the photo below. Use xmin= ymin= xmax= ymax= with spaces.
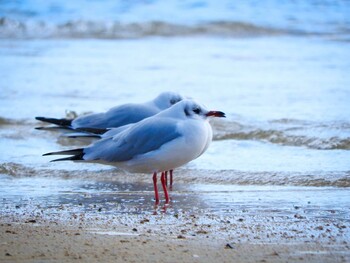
xmin=116 ymin=118 xmax=210 ymax=173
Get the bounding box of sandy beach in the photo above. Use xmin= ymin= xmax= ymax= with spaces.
xmin=1 ymin=199 xmax=349 ymax=263
xmin=1 ymin=169 xmax=349 ymax=263
xmin=0 ymin=224 xmax=347 ymax=263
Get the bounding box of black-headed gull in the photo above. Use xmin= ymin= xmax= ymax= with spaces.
xmin=43 ymin=99 xmax=225 ymax=203
xmin=37 ymin=91 xmax=183 ymax=187
xmin=36 ymin=91 xmax=183 ymax=130
xmin=63 ymin=123 xmax=180 ymax=187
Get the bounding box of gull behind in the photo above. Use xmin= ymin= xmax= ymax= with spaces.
xmin=36 ymin=91 xmax=183 ymax=130
xmin=43 ymin=99 xmax=226 ymax=203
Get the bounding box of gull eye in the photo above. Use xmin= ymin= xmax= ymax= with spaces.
xmin=193 ymin=107 xmax=201 ymax=114
xmin=170 ymin=99 xmax=176 ymax=105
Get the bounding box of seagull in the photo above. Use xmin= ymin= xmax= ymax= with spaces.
xmin=35 ymin=91 xmax=184 ymax=130
xmin=43 ymin=99 xmax=225 ymax=203
xmin=65 ymin=122 xmax=177 ymax=186
xmin=36 ymin=91 xmax=183 ymax=187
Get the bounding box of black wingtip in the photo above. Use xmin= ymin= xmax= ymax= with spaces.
xmin=50 ymin=154 xmax=84 ymax=162
xmin=64 ymin=134 xmax=101 ymax=138
xmin=43 ymin=148 xmax=85 ymax=162
xmin=43 ymin=148 xmax=84 ymax=157
xmin=35 ymin=116 xmax=73 ymax=127
xmin=35 ymin=126 xmax=73 ymax=131
xmin=76 ymin=127 xmax=109 ymax=135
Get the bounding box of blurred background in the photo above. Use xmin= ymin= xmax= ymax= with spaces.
xmin=0 ymin=1 xmax=350 ymax=197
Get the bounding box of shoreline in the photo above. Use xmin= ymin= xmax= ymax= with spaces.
xmin=1 ymin=179 xmax=349 ymax=262
xmin=1 ymin=33 xmax=350 ymax=262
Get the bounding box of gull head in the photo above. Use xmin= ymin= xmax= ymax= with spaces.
xmin=177 ymin=99 xmax=226 ymax=120
xmin=153 ymin=91 xmax=184 ymax=110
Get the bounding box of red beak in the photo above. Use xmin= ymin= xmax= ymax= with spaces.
xmin=206 ymin=111 xmax=226 ymax=118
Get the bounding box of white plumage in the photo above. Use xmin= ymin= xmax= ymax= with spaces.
xmin=44 ymin=99 xmax=225 ymax=203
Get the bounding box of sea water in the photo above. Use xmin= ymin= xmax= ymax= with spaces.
xmin=0 ymin=1 xmax=349 ymax=214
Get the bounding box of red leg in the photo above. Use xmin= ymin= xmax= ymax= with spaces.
xmin=153 ymin=172 xmax=159 ymax=204
xmin=164 ymin=171 xmax=168 ymax=186
xmin=161 ymin=172 xmax=169 ymax=204
xmin=170 ymin=169 xmax=173 ymax=186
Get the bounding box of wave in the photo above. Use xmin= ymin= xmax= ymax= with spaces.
xmin=2 ymin=115 xmax=350 ymax=150
xmin=211 ymin=119 xmax=350 ymax=150
xmin=0 ymin=117 xmax=30 ymax=126
xmin=181 ymin=169 xmax=350 ymax=188
xmin=1 ymin=162 xmax=349 ymax=187
xmin=0 ymin=18 xmax=320 ymax=39
xmin=214 ymin=129 xmax=350 ymax=150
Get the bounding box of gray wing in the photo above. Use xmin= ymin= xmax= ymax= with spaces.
xmin=101 ymin=124 xmax=133 ymax=138
xmin=72 ymin=103 xmax=158 ymax=129
xmin=83 ymin=118 xmax=182 ymax=162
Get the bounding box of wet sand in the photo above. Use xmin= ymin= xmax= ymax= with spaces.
xmin=0 ymin=173 xmax=349 ymax=263
xmin=0 ymin=221 xmax=348 ymax=263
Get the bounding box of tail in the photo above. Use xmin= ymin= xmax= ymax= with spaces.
xmin=76 ymin=127 xmax=108 ymax=135
xmin=43 ymin=148 xmax=84 ymax=162
xmin=36 ymin=116 xmax=73 ymax=127
xmin=61 ymin=132 xmax=102 ymax=138
xmin=35 ymin=126 xmax=73 ymax=131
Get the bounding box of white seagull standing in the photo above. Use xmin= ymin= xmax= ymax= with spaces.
xmin=36 ymin=91 xmax=184 ymax=130
xmin=36 ymin=91 xmax=183 ymax=187
xmin=65 ymin=123 xmax=184 ymax=187
xmin=43 ymin=99 xmax=225 ymax=203
xmin=64 ymin=122 xmax=181 ymax=186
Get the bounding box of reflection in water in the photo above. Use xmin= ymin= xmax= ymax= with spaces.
xmin=1 ymin=175 xmax=348 ymax=222
xmin=0 ymin=175 xmax=204 ymax=216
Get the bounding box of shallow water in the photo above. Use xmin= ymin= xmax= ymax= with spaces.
xmin=1 ymin=174 xmax=349 ymax=222
xmin=0 ymin=1 xmax=349 ymax=218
